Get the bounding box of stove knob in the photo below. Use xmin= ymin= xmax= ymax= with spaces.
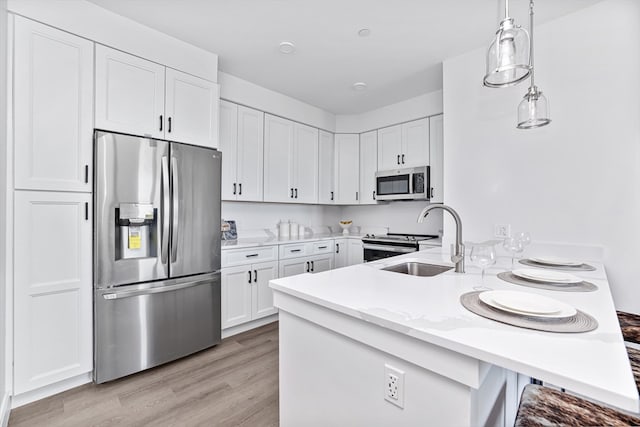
xmin=365 ymin=234 xmax=370 ymax=238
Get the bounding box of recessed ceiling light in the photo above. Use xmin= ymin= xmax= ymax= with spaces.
xmin=358 ymin=28 xmax=371 ymax=37
xmin=279 ymin=41 xmax=296 ymax=54
xmin=352 ymin=82 xmax=367 ymax=91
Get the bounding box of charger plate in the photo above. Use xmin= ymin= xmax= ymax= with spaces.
xmin=498 ymin=272 xmax=598 ymax=292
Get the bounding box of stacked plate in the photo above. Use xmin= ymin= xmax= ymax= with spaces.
xmin=528 ymin=256 xmax=583 ymax=267
xmin=512 ymin=268 xmax=583 ymax=285
xmin=479 ymin=290 xmax=577 ymax=319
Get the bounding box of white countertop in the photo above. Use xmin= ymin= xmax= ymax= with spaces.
xmin=269 ymin=248 xmax=639 ymax=412
xmin=221 ymin=232 xmax=366 ymax=250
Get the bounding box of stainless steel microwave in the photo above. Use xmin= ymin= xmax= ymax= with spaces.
xmin=375 ymin=166 xmax=430 ymax=201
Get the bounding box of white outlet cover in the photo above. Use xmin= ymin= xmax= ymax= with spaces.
xmin=384 ymin=364 xmax=405 ymax=408
xmin=494 ymin=223 xmax=511 ymax=238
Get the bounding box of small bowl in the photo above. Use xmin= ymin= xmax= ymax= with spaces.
xmin=339 ymin=221 xmax=352 ymax=235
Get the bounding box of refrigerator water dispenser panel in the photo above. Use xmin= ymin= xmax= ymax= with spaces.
xmin=116 ymin=203 xmax=157 ymax=260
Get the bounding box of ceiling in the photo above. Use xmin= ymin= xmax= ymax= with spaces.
xmin=88 ymin=0 xmax=601 ymax=115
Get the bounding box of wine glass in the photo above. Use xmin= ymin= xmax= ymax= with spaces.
xmin=503 ymin=237 xmax=523 ymax=269
xmin=469 ymin=243 xmax=497 ymax=285
xmin=515 ymin=231 xmax=531 ymax=257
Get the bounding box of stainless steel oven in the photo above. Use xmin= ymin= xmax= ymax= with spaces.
xmin=362 ymin=233 xmax=438 ymax=262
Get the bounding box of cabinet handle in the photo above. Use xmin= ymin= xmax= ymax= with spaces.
xmin=373 ymin=190 xmax=376 ymax=200
xmin=248 ymin=271 xmax=252 ymax=283
xmin=290 ymin=249 xmax=302 ymax=253
xmin=253 ymin=270 xmax=258 ymax=283
xmin=295 ymin=188 xmax=298 ymax=199
xmin=402 ymin=154 xmax=405 ymax=164
xmin=290 ymin=188 xmax=294 ymax=198
xmin=85 ymin=202 xmax=88 ymax=221
xmin=336 ymin=243 xmax=340 ymax=254
xmin=318 ymin=246 xmax=328 ymax=249
xmin=311 ymin=261 xmax=315 ymax=272
xmin=159 ymin=115 xmax=163 ymax=131
xmin=430 ymin=187 xmax=434 ymax=198
xmin=306 ymin=262 xmax=310 ymax=273
xmin=397 ymin=154 xmax=400 ymax=165
xmin=168 ymin=117 xmax=172 ymax=133
xmin=245 ymin=253 xmax=259 ymax=258
xmin=330 ymin=191 xmax=334 ymax=201
xmin=356 ymin=191 xmax=359 ymax=201
xmin=233 ymin=183 xmax=237 ymax=195
xmin=84 ymin=165 xmax=89 ymax=184
xmin=239 ymin=183 xmax=242 ymax=195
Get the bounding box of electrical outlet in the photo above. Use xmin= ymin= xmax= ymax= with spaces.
xmin=384 ymin=364 xmax=405 ymax=408
xmin=494 ymin=223 xmax=511 ymax=238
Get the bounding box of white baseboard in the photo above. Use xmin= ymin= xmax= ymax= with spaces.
xmin=0 ymin=392 xmax=10 ymax=427
xmin=222 ymin=314 xmax=278 ymax=339
xmin=11 ymin=372 xmax=92 ymax=409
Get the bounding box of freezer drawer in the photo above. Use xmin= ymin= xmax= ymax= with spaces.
xmin=94 ymin=273 xmax=221 ymax=383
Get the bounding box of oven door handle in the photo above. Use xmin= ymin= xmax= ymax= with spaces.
xmin=362 ymin=244 xmax=417 ymax=254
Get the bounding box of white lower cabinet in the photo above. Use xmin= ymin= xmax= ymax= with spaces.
xmin=348 ymin=239 xmax=365 ymax=265
xmin=13 ymin=191 xmax=92 ymax=394
xmin=334 ymin=238 xmax=348 ymax=268
xmin=279 ymin=254 xmax=334 ymax=278
xmin=221 ymin=260 xmax=278 ymax=329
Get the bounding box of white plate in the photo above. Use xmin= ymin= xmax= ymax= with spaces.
xmin=479 ymin=290 xmax=577 ymax=318
xmin=512 ymin=268 xmax=583 ymax=284
xmin=529 ymin=256 xmax=583 ymax=267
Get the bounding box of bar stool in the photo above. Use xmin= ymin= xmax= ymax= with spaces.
xmin=514 ymin=384 xmax=640 ymax=427
xmin=617 ymin=311 xmax=640 ymax=345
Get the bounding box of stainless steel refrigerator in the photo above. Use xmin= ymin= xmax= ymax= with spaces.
xmin=93 ymin=130 xmax=222 ymax=384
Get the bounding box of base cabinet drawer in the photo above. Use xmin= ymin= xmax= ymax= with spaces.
xmin=222 ymin=245 xmax=278 ymax=268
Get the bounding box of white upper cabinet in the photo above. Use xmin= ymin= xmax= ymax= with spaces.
xmin=334 ymin=134 xmax=359 ymax=205
xmin=429 ymin=114 xmax=444 ymax=203
xmin=293 ymin=123 xmax=319 ymax=204
xmin=165 ymin=68 xmax=220 ymax=148
xmin=264 ymin=114 xmax=295 ymax=202
xmin=13 ymin=17 xmax=94 ymax=192
xmin=377 ymin=118 xmax=430 ymax=170
xmin=95 ymin=45 xmax=165 ymax=139
xmin=359 ymin=130 xmax=378 ymax=204
xmin=96 ymin=45 xmax=219 ymax=148
xmin=318 ymin=130 xmax=335 ymax=204
xmin=220 ymin=101 xmax=264 ymax=201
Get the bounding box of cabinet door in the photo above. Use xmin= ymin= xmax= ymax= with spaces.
xmin=165 ymin=68 xmax=220 ymax=148
xmin=429 ymin=114 xmax=444 ymax=203
xmin=14 ymin=191 xmax=92 ymax=394
xmin=264 ymin=114 xmax=295 ymax=202
xmin=401 ymin=118 xmax=429 ymax=167
xmin=95 ymin=45 xmax=165 ymax=138
xmin=334 ymin=134 xmax=360 ymax=205
xmin=318 ymin=130 xmax=335 ymax=204
xmin=278 ymin=258 xmax=309 ymax=278
xmin=293 ymin=123 xmax=319 ymax=204
xmin=236 ymin=106 xmax=264 ymax=202
xmin=347 ymin=239 xmax=364 ymax=266
xmin=377 ymin=124 xmax=402 ymax=170
xmin=359 ymin=131 xmax=378 ymax=204
xmin=310 ymin=254 xmax=334 ymax=274
xmin=219 ymin=100 xmax=238 ymax=200
xmin=251 ymin=261 xmax=279 ymax=320
xmin=221 ymin=265 xmax=252 ymax=329
xmin=334 ymin=239 xmax=348 ymax=269
xmin=14 ymin=17 xmax=93 ymax=192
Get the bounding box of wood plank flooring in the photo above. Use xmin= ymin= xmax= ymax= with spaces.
xmin=9 ymin=322 xmax=279 ymax=427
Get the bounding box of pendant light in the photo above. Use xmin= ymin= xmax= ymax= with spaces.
xmin=483 ymin=0 xmax=531 ymax=88
xmin=517 ymin=0 xmax=551 ymax=129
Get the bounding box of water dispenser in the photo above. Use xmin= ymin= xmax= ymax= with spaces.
xmin=115 ymin=203 xmax=157 ymax=260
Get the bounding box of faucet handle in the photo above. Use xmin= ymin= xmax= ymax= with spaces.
xmin=450 ymin=243 xmax=465 ymax=263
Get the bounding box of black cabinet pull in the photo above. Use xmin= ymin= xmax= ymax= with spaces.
xmin=310 ymin=261 xmax=315 ymax=272
xmin=402 ymin=154 xmax=405 ymax=164
xmin=168 ymin=117 xmax=172 ymax=133
xmin=233 ymin=183 xmax=237 ymax=195
xmin=305 ymin=262 xmax=310 ymax=273
xmin=239 ymin=183 xmax=242 ymax=195
xmin=318 ymin=246 xmax=327 ymax=249
xmin=290 ymin=188 xmax=294 ymax=198
xmin=397 ymin=154 xmax=400 ymax=165
xmin=373 ymin=190 xmax=376 ymax=200
xmin=253 ymin=270 xmax=258 ymax=283
xmin=85 ymin=202 xmax=88 ymax=221
xmin=245 ymin=253 xmax=259 ymax=258
xmin=248 ymin=271 xmax=252 ymax=283
xmin=159 ymin=115 xmax=163 ymax=131
xmin=355 ymin=191 xmax=359 ymax=201
xmin=336 ymin=243 xmax=340 ymax=254
xmin=295 ymin=188 xmax=298 ymax=198
xmin=330 ymin=191 xmax=334 ymax=201
xmin=430 ymin=187 xmax=434 ymax=198
xmin=290 ymin=249 xmax=302 ymax=253
xmin=84 ymin=165 xmax=89 ymax=184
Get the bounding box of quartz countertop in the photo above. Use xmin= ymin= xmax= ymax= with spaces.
xmin=221 ymin=232 xmax=366 ymax=250
xmin=269 ymin=248 xmax=639 ymax=412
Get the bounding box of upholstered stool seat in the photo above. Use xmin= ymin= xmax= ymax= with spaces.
xmin=618 ymin=311 xmax=640 ymax=345
xmin=515 ymin=384 xmax=640 ymax=427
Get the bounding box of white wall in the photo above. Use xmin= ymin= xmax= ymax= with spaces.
xmin=219 ymin=71 xmax=336 ymax=131
xmin=442 ymin=0 xmax=640 ymax=312
xmin=335 ymin=90 xmax=443 ymax=133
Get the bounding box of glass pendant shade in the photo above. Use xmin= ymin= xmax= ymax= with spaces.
xmin=517 ymin=86 xmax=551 ymax=129
xmin=483 ymin=18 xmax=531 ymax=88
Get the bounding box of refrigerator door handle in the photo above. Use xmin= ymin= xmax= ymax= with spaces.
xmin=161 ymin=156 xmax=170 ymax=263
xmin=171 ymin=156 xmax=180 ymax=263
xmin=101 ymin=274 xmax=220 ymax=300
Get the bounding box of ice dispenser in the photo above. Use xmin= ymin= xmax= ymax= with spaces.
xmin=115 ymin=203 xmax=157 ymax=260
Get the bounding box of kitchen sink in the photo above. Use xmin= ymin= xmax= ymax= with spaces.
xmin=381 ymin=262 xmax=453 ymax=277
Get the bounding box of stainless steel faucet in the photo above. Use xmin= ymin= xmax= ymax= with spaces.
xmin=417 ymin=204 xmax=465 ymax=273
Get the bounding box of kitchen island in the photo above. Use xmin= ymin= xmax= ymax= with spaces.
xmin=270 ymin=248 xmax=639 ymax=426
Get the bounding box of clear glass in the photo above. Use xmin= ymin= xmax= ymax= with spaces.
xmin=469 ymin=243 xmax=497 ymax=285
xmin=517 ymin=88 xmax=551 ymax=129
xmin=484 ymin=19 xmax=531 ymax=87
xmin=502 ymin=237 xmax=523 ymax=269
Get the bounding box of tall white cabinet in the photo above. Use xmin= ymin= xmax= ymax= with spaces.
xmin=12 ymin=17 xmax=94 ymax=395
xmin=428 ymin=114 xmax=444 ymax=203
xmin=318 ymin=130 xmax=335 ymax=204
xmin=359 ymin=130 xmax=378 ymax=204
xmin=334 ymin=134 xmax=359 ymax=205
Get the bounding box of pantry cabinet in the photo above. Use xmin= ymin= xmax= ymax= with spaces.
xmin=377 ymin=118 xmax=429 ymax=170
xmin=264 ymin=114 xmax=318 ymax=204
xmin=318 ymin=130 xmax=335 ymax=204
xmin=429 ymin=114 xmax=444 ymax=203
xmin=13 ymin=16 xmax=94 ymax=192
xmin=95 ymin=45 xmax=219 ymax=148
xmin=334 ymin=134 xmax=360 ymax=205
xmin=220 ymin=101 xmax=264 ymax=201
xmin=359 ymin=130 xmax=378 ymax=204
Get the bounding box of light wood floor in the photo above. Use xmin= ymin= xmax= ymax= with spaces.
xmin=9 ymin=322 xmax=279 ymax=427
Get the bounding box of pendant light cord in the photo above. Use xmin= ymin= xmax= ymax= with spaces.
xmin=505 ymin=0 xmax=509 ymax=18
xmin=529 ymin=0 xmax=535 ymax=87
